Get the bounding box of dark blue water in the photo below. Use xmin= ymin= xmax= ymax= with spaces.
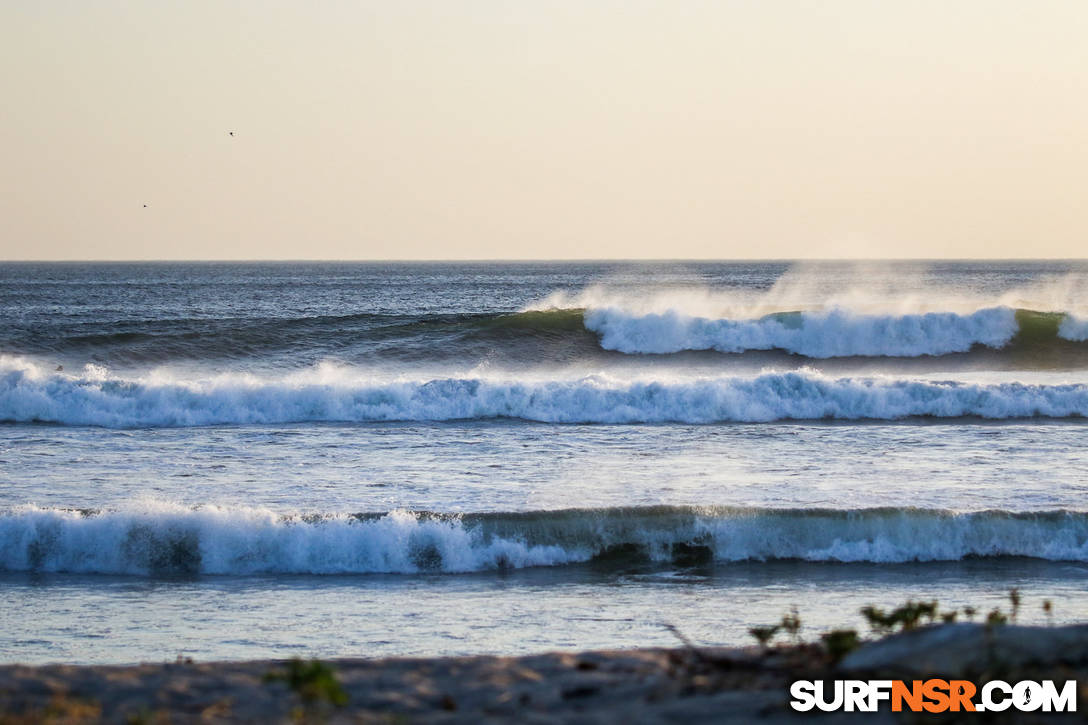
xmin=2 ymin=261 xmax=1088 ymax=663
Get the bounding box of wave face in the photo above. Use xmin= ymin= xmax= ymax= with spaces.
xmin=12 ymin=305 xmax=1088 ymax=369
xmin=2 ymin=358 xmax=1088 ymax=427
xmin=583 ymin=306 xmax=1088 ymax=358
xmin=3 ymin=505 xmax=1088 ymax=576
xmin=0 ymin=309 xmax=601 ymax=368
xmin=10 ymin=305 xmax=1088 ymax=370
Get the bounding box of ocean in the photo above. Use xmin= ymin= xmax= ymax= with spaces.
xmin=2 ymin=260 xmax=1088 ymax=664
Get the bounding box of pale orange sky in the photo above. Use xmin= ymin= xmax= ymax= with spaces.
xmin=1 ymin=1 xmax=1086 ymax=260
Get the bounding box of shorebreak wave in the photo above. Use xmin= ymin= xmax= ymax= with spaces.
xmin=3 ymin=504 xmax=1087 ymax=576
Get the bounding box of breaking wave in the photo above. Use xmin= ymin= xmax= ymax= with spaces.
xmin=2 ymin=358 xmax=1088 ymax=427
xmin=12 ymin=305 xmax=1088 ymax=368
xmin=3 ymin=504 xmax=1088 ymax=576
xmin=583 ymin=306 xmax=1088 ymax=358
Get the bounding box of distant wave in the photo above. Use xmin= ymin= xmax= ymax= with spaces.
xmin=9 ymin=305 xmax=1088 ymax=367
xmin=583 ymin=306 xmax=1088 ymax=358
xmin=2 ymin=359 xmax=1088 ymax=427
xmin=3 ymin=504 xmax=1088 ymax=576
xmin=0 ymin=312 xmax=483 ymax=364
xmin=0 ymin=309 xmax=597 ymax=366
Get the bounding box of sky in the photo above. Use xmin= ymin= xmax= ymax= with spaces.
xmin=1 ymin=1 xmax=1086 ymax=261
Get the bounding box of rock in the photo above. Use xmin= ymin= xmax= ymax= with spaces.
xmin=840 ymin=623 xmax=1088 ymax=675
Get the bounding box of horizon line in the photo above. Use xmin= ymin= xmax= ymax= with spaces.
xmin=4 ymin=257 xmax=1088 ymax=264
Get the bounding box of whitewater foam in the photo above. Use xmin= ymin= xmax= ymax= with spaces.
xmin=2 ymin=357 xmax=1087 ymax=427
xmin=1060 ymin=315 xmax=1088 ymax=342
xmin=526 ymin=271 xmax=1088 ymax=359
xmin=0 ymin=504 xmax=578 ymax=575
xmin=584 ymin=306 xmax=1020 ymax=357
xmin=3 ymin=504 xmax=1088 ymax=576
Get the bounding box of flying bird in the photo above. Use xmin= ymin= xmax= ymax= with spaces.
xmin=228 ymin=131 xmax=235 ymax=137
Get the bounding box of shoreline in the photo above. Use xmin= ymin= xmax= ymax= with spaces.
xmin=3 ymin=624 xmax=1087 ymax=723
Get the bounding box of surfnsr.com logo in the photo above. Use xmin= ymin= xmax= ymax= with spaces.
xmin=790 ymin=679 xmax=1077 ymax=713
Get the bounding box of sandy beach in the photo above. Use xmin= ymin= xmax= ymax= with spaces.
xmin=3 ymin=623 xmax=1087 ymax=723
xmin=0 ymin=646 xmax=851 ymax=724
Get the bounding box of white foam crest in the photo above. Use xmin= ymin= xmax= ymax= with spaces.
xmin=3 ymin=505 xmax=1088 ymax=575
xmin=2 ymin=357 xmax=1087 ymax=427
xmin=584 ymin=306 xmax=1018 ymax=357
xmin=0 ymin=503 xmax=580 ymax=575
xmin=523 ymin=266 xmax=1088 ymax=356
xmin=1059 ymin=315 xmax=1088 ymax=342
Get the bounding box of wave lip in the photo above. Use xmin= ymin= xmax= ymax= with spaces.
xmin=1060 ymin=314 xmax=1088 ymax=342
xmin=2 ymin=358 xmax=1088 ymax=427
xmin=583 ymin=306 xmax=1028 ymax=358
xmin=0 ymin=505 xmax=578 ymax=576
xmin=15 ymin=306 xmax=1088 ymax=367
xmin=3 ymin=504 xmax=1088 ymax=576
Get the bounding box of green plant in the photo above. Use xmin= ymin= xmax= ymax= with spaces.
xmin=986 ymin=608 xmax=1008 ymax=627
xmin=264 ymin=658 xmax=348 ymax=707
xmin=962 ymin=606 xmax=977 ymax=622
xmin=780 ymin=606 xmax=802 ymax=644
xmin=860 ymin=600 xmax=939 ymax=635
xmin=910 ymin=600 xmax=939 ymax=628
xmin=859 ymin=605 xmax=892 ymax=635
xmin=748 ymin=625 xmax=780 ymax=649
xmin=1008 ymin=588 xmax=1021 ymax=623
xmin=820 ymin=629 xmax=860 ymax=663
